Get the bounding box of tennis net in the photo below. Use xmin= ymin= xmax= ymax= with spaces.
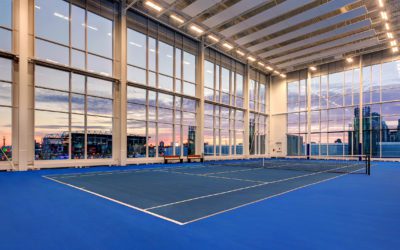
xmin=205 ymin=155 xmax=371 ymax=175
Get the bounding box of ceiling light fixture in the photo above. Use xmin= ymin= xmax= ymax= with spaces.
xmin=381 ymin=11 xmax=388 ymax=20
xmin=390 ymin=40 xmax=397 ymax=46
xmin=170 ymin=14 xmax=184 ymax=24
xmin=378 ymin=0 xmax=384 ymax=8
xmin=257 ymin=62 xmax=265 ymax=67
xmin=346 ymin=57 xmax=354 ymax=63
xmin=273 ymin=70 xmax=280 ymax=74
xmin=222 ymin=43 xmax=233 ymax=50
xmin=387 ymin=32 xmax=393 ymax=39
xmin=236 ymin=50 xmax=245 ymax=56
xmin=190 ymin=25 xmax=204 ymax=34
xmin=392 ymin=47 xmax=399 ymax=53
xmin=247 ymin=56 xmax=256 ymax=62
xmin=145 ymin=1 xmax=162 ymax=12
xmin=207 ymin=35 xmax=219 ymax=42
xmin=309 ymin=66 xmax=317 ymax=71
xmin=385 ymin=23 xmax=390 ymax=30
xmin=266 ymin=66 xmax=273 ymax=71
xmin=280 ymin=74 xmax=286 ymax=78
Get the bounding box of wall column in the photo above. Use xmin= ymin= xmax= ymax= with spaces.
xmin=14 ymin=0 xmax=35 ymax=170
xmin=243 ymin=64 xmax=250 ymax=157
xmin=195 ymin=40 xmax=204 ymax=156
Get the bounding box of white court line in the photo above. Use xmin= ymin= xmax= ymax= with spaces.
xmin=180 ymin=168 xmax=363 ymax=225
xmin=43 ymin=164 xmax=365 ymax=226
xmin=43 ymin=176 xmax=185 ymax=226
xmin=144 ymin=164 xmax=358 ymax=210
xmin=44 ymin=163 xmax=208 ymax=179
xmin=155 ymin=169 xmax=264 ymax=184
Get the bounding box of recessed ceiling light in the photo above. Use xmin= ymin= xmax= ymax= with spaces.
xmin=273 ymin=70 xmax=280 ymax=74
xmin=385 ymin=23 xmax=390 ymax=30
xmin=392 ymin=47 xmax=399 ymax=53
xmin=222 ymin=43 xmax=233 ymax=50
xmin=257 ymin=62 xmax=265 ymax=67
xmin=381 ymin=11 xmax=388 ymax=20
xmin=207 ymin=35 xmax=219 ymax=42
xmin=190 ymin=25 xmax=204 ymax=34
xmin=266 ymin=66 xmax=273 ymax=71
xmin=145 ymin=1 xmax=162 ymax=12
xmin=390 ymin=40 xmax=397 ymax=46
xmin=378 ymin=0 xmax=384 ymax=8
xmin=247 ymin=56 xmax=256 ymax=62
xmin=309 ymin=66 xmax=317 ymax=71
xmin=387 ymin=32 xmax=393 ymax=39
xmin=346 ymin=57 xmax=354 ymax=63
xmin=170 ymin=14 xmax=184 ymax=24
xmin=280 ymin=74 xmax=286 ymax=78
xmin=236 ymin=50 xmax=245 ymax=56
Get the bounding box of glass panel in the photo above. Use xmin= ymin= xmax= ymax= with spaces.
xmin=87 ymin=97 xmax=113 ymax=117
xmin=127 ymin=29 xmax=146 ymax=68
xmin=87 ymin=12 xmax=113 ymax=59
xmin=204 ymin=61 xmax=214 ymax=89
xmin=158 ymin=123 xmax=173 ymax=156
xmin=127 ymin=86 xmax=146 ymax=104
xmin=71 ymin=94 xmax=85 ymax=114
xmin=0 ymin=58 xmax=12 ymax=82
xmin=35 ymin=110 xmax=69 ymax=160
xmin=71 ymin=5 xmax=85 ymax=50
xmin=87 ymin=116 xmax=112 ymax=159
xmin=158 ymin=41 xmax=173 ymax=76
xmin=0 ymin=107 xmax=12 ymax=161
xmin=183 ymin=52 xmax=195 ymax=83
xmin=127 ymin=120 xmax=146 ymax=158
xmin=71 ymin=49 xmax=85 ymax=70
xmin=127 ymin=103 xmax=146 ymax=120
xmin=71 ymin=114 xmax=85 ymax=159
xmin=0 ymin=82 xmax=12 ymax=106
xmin=87 ymin=54 xmax=113 ymax=76
xmin=35 ymin=66 xmax=69 ymax=91
xmin=159 ymin=74 xmax=173 ymax=91
xmin=0 ymin=29 xmax=12 ymax=52
xmin=183 ymin=126 xmax=195 ymax=156
xmin=36 ymin=39 xmax=69 ymax=65
xmin=35 ymin=0 xmax=69 ymax=45
xmin=71 ymin=73 xmax=85 ymax=94
xmin=87 ymin=77 xmax=113 ymax=98
xmin=0 ymin=0 xmax=12 ymax=28
xmin=148 ymin=38 xmax=156 ymax=71
xmin=183 ymin=82 xmax=195 ymax=96
xmin=148 ymin=122 xmax=156 ymax=157
xmin=35 ymin=88 xmax=69 ymax=112
xmin=128 ymin=66 xmax=146 ymax=84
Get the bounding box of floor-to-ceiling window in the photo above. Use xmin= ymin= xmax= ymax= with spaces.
xmin=126 ymin=12 xmax=197 ymax=158
xmin=34 ymin=0 xmax=115 ymax=161
xmin=203 ymin=49 xmax=244 ymax=156
xmin=249 ymin=69 xmax=268 ymax=155
xmin=34 ymin=66 xmax=114 ymax=160
xmin=287 ymin=71 xmax=307 ymax=156
xmin=35 ymin=0 xmax=114 ymax=76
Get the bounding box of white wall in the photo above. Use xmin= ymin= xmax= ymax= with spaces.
xmin=269 ymin=76 xmax=287 ymax=157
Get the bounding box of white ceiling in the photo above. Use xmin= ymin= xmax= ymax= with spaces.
xmin=131 ymin=0 xmax=400 ymax=73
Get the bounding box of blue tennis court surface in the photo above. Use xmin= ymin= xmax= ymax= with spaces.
xmin=1 ymin=160 xmax=399 ymax=250
xmin=44 ymin=159 xmax=368 ymax=225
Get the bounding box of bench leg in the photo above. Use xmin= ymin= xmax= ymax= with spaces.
xmin=180 ymin=159 xmax=183 ymax=163
xmin=164 ymin=160 xmax=167 ymax=164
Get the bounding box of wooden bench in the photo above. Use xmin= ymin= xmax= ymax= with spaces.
xmin=164 ymin=155 xmax=183 ymax=164
xmin=187 ymin=155 xmax=204 ymax=163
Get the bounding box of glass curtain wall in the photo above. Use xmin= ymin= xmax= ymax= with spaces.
xmin=126 ymin=12 xmax=198 ymax=158
xmin=34 ymin=0 xmax=115 ymax=76
xmin=34 ymin=66 xmax=114 ymax=160
xmin=203 ymin=48 xmax=245 ymax=156
xmin=287 ymin=71 xmax=307 ymax=156
xmin=288 ymin=58 xmax=400 ymax=158
xmin=249 ymin=69 xmax=268 ymax=155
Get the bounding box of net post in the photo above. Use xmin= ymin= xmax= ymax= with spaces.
xmin=367 ymin=155 xmax=371 ymax=176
